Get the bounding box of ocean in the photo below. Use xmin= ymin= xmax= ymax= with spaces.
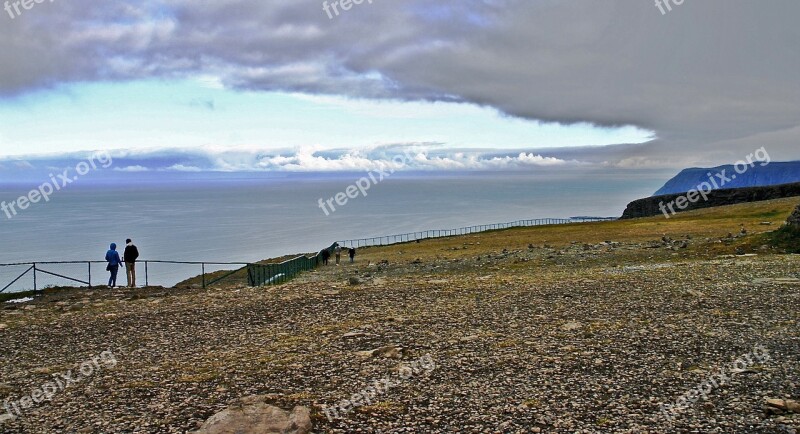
xmin=0 ymin=170 xmax=668 ymax=291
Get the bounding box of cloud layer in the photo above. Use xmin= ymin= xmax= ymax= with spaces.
xmin=0 ymin=145 xmax=577 ymax=174
xmin=1 ymin=1 xmax=798 ymax=166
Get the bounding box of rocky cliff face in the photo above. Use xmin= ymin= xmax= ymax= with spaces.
xmin=622 ymin=182 xmax=800 ymax=219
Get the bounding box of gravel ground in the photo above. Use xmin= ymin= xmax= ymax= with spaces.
xmin=0 ymin=237 xmax=798 ymax=433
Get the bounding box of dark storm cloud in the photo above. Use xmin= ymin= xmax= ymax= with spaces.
xmin=0 ymin=0 xmax=798 ymax=167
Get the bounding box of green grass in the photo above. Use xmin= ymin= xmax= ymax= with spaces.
xmin=355 ymin=197 xmax=800 ymax=264
xmin=749 ymin=208 xmax=791 ymax=220
xmin=764 ymin=225 xmax=800 ymax=253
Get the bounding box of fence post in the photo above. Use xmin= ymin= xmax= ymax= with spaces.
xmin=201 ymin=263 xmax=206 ymax=289
xmin=88 ymin=262 xmax=92 ymax=288
xmin=33 ymin=262 xmax=37 ymax=293
xmin=145 ymin=261 xmax=149 ymax=287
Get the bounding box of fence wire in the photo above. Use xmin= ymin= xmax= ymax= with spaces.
xmin=337 ymin=217 xmax=614 ymax=248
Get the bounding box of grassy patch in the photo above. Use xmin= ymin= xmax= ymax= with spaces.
xmin=750 ymin=208 xmax=790 ymax=219
xmin=494 ymin=338 xmax=521 ymax=349
xmin=120 ymin=380 xmax=158 ymax=389
xmin=354 ymin=197 xmax=800 ymax=265
xmin=522 ymin=399 xmax=541 ymax=408
xmin=763 ymin=225 xmax=800 ymax=253
xmin=287 ymin=391 xmax=315 ymax=400
xmin=177 ymin=371 xmax=219 ymax=383
xmin=596 ymin=417 xmax=612 ymax=426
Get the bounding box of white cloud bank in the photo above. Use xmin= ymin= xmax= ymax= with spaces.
xmin=0 ymin=145 xmax=580 ymax=173
xmin=114 ymin=165 xmax=149 ymax=172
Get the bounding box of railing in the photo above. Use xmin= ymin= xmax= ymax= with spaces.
xmin=0 ymin=260 xmax=250 ymax=294
xmin=0 ymin=246 xmax=341 ymax=295
xmin=246 ymin=243 xmax=338 ymax=287
xmin=336 ymin=217 xmax=615 ymax=248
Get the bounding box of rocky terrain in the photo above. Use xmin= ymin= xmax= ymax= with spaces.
xmin=1 ymin=198 xmax=799 ymax=433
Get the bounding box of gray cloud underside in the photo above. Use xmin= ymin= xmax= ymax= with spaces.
xmin=1 ymin=0 xmax=798 ymax=167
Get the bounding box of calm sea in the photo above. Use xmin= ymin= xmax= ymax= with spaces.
xmin=0 ymin=170 xmax=667 ymax=291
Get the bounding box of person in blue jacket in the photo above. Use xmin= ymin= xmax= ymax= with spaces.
xmin=105 ymin=243 xmax=123 ymax=288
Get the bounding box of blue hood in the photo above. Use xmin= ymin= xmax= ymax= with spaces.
xmin=110 ymin=243 xmax=117 ymax=250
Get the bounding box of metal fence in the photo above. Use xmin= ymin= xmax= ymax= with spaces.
xmin=0 ymin=245 xmax=341 ymax=295
xmin=0 ymin=260 xmax=250 ymax=295
xmin=336 ymin=217 xmax=615 ymax=248
xmin=246 ymin=243 xmax=338 ymax=287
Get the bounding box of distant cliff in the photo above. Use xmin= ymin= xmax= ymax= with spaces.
xmin=621 ymin=182 xmax=800 ymax=219
xmin=654 ymin=161 xmax=800 ymax=196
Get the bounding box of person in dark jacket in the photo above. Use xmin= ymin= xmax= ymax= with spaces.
xmin=321 ymin=249 xmax=331 ymax=265
xmin=349 ymin=248 xmax=356 ymax=263
xmin=105 ymin=243 xmax=123 ymax=288
xmin=123 ymin=238 xmax=140 ymax=288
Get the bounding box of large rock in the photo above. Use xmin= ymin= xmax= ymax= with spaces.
xmin=194 ymin=396 xmax=311 ymax=434
xmin=764 ymin=398 xmax=800 ymax=415
xmin=788 ymin=203 xmax=800 ymax=227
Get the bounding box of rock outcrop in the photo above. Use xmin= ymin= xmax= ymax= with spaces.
xmin=788 ymin=203 xmax=800 ymax=227
xmin=621 ymin=182 xmax=800 ymax=219
xmin=194 ymin=396 xmax=311 ymax=434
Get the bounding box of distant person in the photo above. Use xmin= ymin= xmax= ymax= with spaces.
xmin=335 ymin=245 xmax=342 ymax=265
xmin=123 ymin=238 xmax=140 ymax=288
xmin=321 ymin=249 xmax=331 ymax=265
xmin=105 ymin=243 xmax=123 ymax=288
xmin=349 ymin=247 xmax=356 ymax=263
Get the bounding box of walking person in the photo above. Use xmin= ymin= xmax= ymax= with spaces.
xmin=335 ymin=245 xmax=342 ymax=265
xmin=349 ymin=247 xmax=356 ymax=263
xmin=123 ymin=238 xmax=140 ymax=288
xmin=105 ymin=243 xmax=123 ymax=288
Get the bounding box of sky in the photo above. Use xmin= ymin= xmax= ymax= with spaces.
xmin=0 ymin=0 xmax=798 ymax=173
